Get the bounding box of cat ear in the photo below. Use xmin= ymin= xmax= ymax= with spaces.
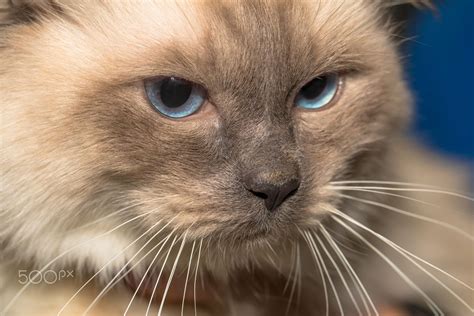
xmin=380 ymin=0 xmax=435 ymax=10
xmin=378 ymin=0 xmax=436 ymax=19
xmin=385 ymin=0 xmax=435 ymax=10
xmin=0 ymin=0 xmax=63 ymax=26
xmin=378 ymin=0 xmax=436 ymax=42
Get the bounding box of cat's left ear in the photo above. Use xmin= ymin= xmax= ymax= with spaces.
xmin=378 ymin=0 xmax=436 ymax=20
xmin=379 ymin=0 xmax=435 ymax=10
xmin=377 ymin=0 xmax=436 ymax=41
xmin=0 ymin=0 xmax=64 ymax=26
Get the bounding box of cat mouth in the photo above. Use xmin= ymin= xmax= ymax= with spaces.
xmin=123 ymin=270 xmax=217 ymax=309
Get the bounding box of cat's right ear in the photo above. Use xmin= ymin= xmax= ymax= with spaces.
xmin=0 ymin=0 xmax=63 ymax=26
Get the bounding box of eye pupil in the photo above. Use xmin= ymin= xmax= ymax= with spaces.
xmin=160 ymin=77 xmax=192 ymax=108
xmin=145 ymin=76 xmax=206 ymax=118
xmin=294 ymin=74 xmax=339 ymax=110
xmin=300 ymin=77 xmax=327 ymax=100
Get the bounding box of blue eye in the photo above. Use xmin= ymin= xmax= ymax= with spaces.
xmin=145 ymin=77 xmax=206 ymax=118
xmin=295 ymin=74 xmax=340 ymax=110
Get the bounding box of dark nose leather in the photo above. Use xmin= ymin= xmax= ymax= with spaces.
xmin=244 ymin=176 xmax=300 ymax=211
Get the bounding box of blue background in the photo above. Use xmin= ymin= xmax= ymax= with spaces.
xmin=407 ymin=0 xmax=473 ymax=160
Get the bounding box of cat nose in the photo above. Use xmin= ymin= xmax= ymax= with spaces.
xmin=243 ymin=176 xmax=300 ymax=212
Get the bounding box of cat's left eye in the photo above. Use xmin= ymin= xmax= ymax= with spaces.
xmin=145 ymin=77 xmax=206 ymax=119
xmin=295 ymin=74 xmax=340 ymax=110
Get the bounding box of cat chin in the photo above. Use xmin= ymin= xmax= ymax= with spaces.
xmin=18 ymin=226 xmax=286 ymax=287
xmin=4 ymin=208 xmax=292 ymax=284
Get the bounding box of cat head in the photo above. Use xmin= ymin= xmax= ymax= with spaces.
xmin=1 ymin=0 xmax=413 ymax=273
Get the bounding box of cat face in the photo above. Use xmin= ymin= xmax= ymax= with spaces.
xmin=1 ymin=0 xmax=411 ymax=269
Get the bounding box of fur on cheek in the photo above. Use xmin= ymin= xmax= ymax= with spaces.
xmin=1 ymin=1 xmax=471 ymax=316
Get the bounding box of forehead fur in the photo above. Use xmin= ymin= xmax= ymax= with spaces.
xmin=1 ymin=0 xmax=388 ymax=85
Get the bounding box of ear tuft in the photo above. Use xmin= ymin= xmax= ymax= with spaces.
xmin=377 ymin=0 xmax=436 ymax=47
xmin=406 ymin=0 xmax=435 ymax=10
xmin=380 ymin=0 xmax=436 ymax=11
xmin=0 ymin=0 xmax=62 ymax=26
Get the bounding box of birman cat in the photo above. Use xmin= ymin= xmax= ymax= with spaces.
xmin=0 ymin=0 xmax=472 ymax=315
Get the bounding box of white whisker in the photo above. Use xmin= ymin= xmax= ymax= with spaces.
xmin=70 ymin=201 xmax=145 ymax=233
xmin=285 ymin=243 xmax=300 ymax=316
xmin=181 ymin=240 xmax=196 ymax=316
xmin=320 ymin=225 xmax=378 ymax=316
xmin=283 ymin=242 xmax=297 ymax=294
xmin=334 ymin=192 xmax=473 ymax=241
xmin=299 ymin=229 xmax=328 ymax=316
xmin=315 ymin=232 xmax=362 ymax=316
xmin=306 ymin=230 xmax=344 ymax=315
xmin=401 ymin=249 xmax=474 ymax=291
xmin=2 ymin=209 xmax=152 ymax=315
xmin=100 ymin=230 xmax=178 ymax=302
xmin=123 ymin=229 xmax=177 ymax=316
xmin=331 ymin=180 xmax=444 ymax=189
xmin=82 ymin=213 xmax=183 ymax=315
xmin=329 ymin=211 xmax=444 ymax=316
xmin=331 ymin=208 xmax=474 ymax=312
xmin=158 ymin=230 xmax=188 ymax=316
xmin=145 ymin=235 xmax=179 ymax=316
xmin=296 ymin=243 xmax=302 ymax=310
xmin=329 ymin=185 xmax=474 ymax=201
xmin=327 ymin=196 xmax=472 ymax=290
xmin=334 ymin=187 xmax=442 ymax=208
xmin=264 ymin=240 xmax=279 ymax=270
xmin=194 ymin=239 xmax=203 ymax=316
xmin=57 ymin=219 xmax=164 ymax=316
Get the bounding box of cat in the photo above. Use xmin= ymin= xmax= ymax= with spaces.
xmin=0 ymin=0 xmax=472 ymax=315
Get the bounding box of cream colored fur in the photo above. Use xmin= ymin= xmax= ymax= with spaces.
xmin=0 ymin=0 xmax=472 ymax=315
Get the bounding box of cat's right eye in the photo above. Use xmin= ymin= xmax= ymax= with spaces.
xmin=145 ymin=77 xmax=206 ymax=119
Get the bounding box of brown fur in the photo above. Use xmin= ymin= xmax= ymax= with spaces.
xmin=0 ymin=1 xmax=471 ymax=315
